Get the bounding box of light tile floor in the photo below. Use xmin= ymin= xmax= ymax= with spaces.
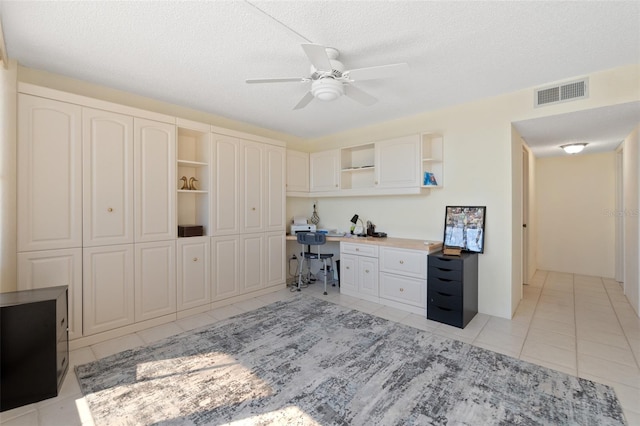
xmin=2 ymin=270 xmax=639 ymax=425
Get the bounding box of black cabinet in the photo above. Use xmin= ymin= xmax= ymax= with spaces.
xmin=1 ymin=286 xmax=68 ymax=412
xmin=427 ymin=252 xmax=478 ymax=328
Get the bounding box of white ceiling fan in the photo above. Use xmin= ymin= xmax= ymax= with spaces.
xmin=246 ymin=44 xmax=409 ymax=110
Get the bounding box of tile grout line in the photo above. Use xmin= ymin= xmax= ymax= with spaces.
xmin=518 ymin=271 xmax=547 ymax=360
xmin=603 ymin=277 xmax=640 ymax=370
xmin=573 ymin=273 xmax=579 ymax=378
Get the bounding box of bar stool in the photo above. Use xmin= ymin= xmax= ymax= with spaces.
xmin=297 ymin=232 xmax=334 ymax=295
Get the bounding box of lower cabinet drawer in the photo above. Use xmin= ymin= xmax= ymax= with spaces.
xmin=379 ymin=272 xmax=426 ymax=309
xmin=428 ymin=289 xmax=462 ymax=311
xmin=427 ymin=304 xmax=463 ymax=328
xmin=428 ymin=266 xmax=462 ymax=281
xmin=428 ymin=276 xmax=463 ymax=297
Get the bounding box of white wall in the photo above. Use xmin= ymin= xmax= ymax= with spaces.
xmin=535 ymin=152 xmax=616 ymax=278
xmin=0 ymin=60 xmax=17 ymax=292
xmin=622 ymin=125 xmax=640 ymax=315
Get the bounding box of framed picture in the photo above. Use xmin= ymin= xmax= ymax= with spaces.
xmin=443 ymin=206 xmax=486 ymax=253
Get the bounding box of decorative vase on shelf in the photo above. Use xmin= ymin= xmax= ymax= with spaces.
xmin=188 ymin=177 xmax=199 ymax=190
xmin=180 ymin=176 xmax=189 ymax=190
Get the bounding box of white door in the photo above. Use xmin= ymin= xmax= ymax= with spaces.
xmin=358 ymin=256 xmax=379 ymax=298
xmin=135 ymin=240 xmax=176 ymax=322
xmin=134 ymin=118 xmax=176 ymax=242
xmin=286 ymin=149 xmax=309 ymax=193
xmin=17 ymin=248 xmax=83 ymax=340
xmin=177 ymin=237 xmax=211 ymax=311
xmin=211 ymin=134 xmax=240 ymax=235
xmin=310 ymin=150 xmax=340 ymax=192
xmin=83 ymin=244 xmax=135 ymax=335
xmin=265 ymin=145 xmax=286 ymax=231
xmin=375 ymin=135 xmax=420 ymax=188
xmin=240 ymin=233 xmax=264 ymax=293
xmin=17 ymin=94 xmax=82 ymax=251
xmin=211 ymin=235 xmax=240 ymax=301
xmin=241 ymin=140 xmax=264 ymax=233
xmin=265 ymin=231 xmax=285 ymax=288
xmin=83 ymin=108 xmax=134 ymax=247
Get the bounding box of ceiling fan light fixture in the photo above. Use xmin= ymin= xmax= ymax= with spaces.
xmin=560 ymin=143 xmax=587 ymax=154
xmin=311 ymin=78 xmax=344 ymax=101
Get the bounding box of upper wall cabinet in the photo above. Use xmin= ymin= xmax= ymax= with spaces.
xmin=177 ymin=119 xmax=210 ymax=237
xmin=375 ymin=135 xmax=421 ymax=188
xmin=134 ymin=118 xmax=176 ymax=242
xmin=286 ymin=149 xmax=309 ymax=194
xmin=18 ymin=95 xmax=83 ymax=252
xmin=310 ymin=149 xmax=340 ymax=192
xmin=264 ymin=144 xmax=286 ymax=232
xmin=82 ymin=108 xmax=134 ymax=247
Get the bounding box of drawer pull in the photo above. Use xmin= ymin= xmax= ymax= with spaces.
xmin=437 ymin=268 xmax=453 ymax=272
xmin=193 ymin=257 xmax=199 ymax=262
xmin=437 ymin=292 xmax=453 ymax=297
xmin=436 ymin=306 xmax=453 ymax=312
xmin=355 ymin=248 xmax=360 ymax=252
xmin=399 ymin=260 xmax=404 ymax=264
xmin=437 ymin=278 xmax=453 ymax=283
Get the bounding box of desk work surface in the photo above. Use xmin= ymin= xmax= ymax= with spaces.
xmin=286 ymin=234 xmax=442 ymax=253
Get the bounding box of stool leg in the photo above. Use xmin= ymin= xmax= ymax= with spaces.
xmin=297 ymin=256 xmax=305 ymax=291
xmin=323 ymin=259 xmax=328 ymax=295
xmin=331 ymin=258 xmax=336 ymax=287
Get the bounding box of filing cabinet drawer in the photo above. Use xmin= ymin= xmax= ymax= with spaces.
xmin=380 ymin=247 xmax=427 ymax=279
xmin=428 ymin=275 xmax=463 ymax=297
xmin=341 ymin=243 xmax=378 ymax=257
xmin=428 ymin=304 xmax=463 ymax=328
xmin=380 ymin=272 xmax=426 ymax=309
xmin=428 ymin=289 xmax=462 ymax=311
xmin=428 ymin=255 xmax=463 ymax=271
xmin=428 ymin=266 xmax=462 ymax=281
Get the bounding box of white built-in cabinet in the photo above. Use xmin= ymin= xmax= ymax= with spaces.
xmin=17 ymin=84 xmax=286 ymax=345
xmin=310 ymin=149 xmax=340 ymax=192
xmin=177 ymin=237 xmax=210 ymax=312
xmin=375 ymin=135 xmax=421 ymax=188
xmin=286 ymin=149 xmax=309 ymax=194
xmin=339 ymin=243 xmax=379 ymax=303
xmin=17 ymin=95 xmax=82 ymax=252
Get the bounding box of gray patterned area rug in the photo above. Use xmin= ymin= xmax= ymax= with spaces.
xmin=75 ymin=296 xmax=626 ymax=425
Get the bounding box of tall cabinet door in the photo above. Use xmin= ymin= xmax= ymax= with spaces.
xmin=211 ymin=235 xmax=240 ymax=301
xmin=240 ymin=140 xmax=264 ymax=233
xmin=135 ymin=241 xmax=176 ymax=322
xmin=83 ymin=108 xmax=134 ymax=247
xmin=83 ymin=245 xmax=135 ymax=335
xmin=265 ymin=145 xmax=286 ymax=232
xmin=134 ymin=118 xmax=176 ymax=242
xmin=265 ymin=231 xmax=285 ymax=288
xmin=211 ymin=134 xmax=240 ymax=235
xmin=240 ymin=233 xmax=264 ymax=293
xmin=17 ymin=248 xmax=83 ymax=340
xmin=177 ymin=237 xmax=211 ymax=311
xmin=17 ymin=94 xmax=82 ymax=252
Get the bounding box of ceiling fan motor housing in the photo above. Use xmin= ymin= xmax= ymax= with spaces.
xmin=311 ymin=78 xmax=344 ymax=101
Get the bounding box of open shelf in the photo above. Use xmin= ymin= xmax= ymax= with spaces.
xmin=421 ymin=133 xmax=443 ymax=188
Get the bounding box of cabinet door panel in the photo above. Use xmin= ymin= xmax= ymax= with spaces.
xmin=375 ymin=135 xmax=420 ymax=188
xmin=177 ymin=237 xmax=210 ymax=311
xmin=286 ymin=149 xmax=309 ymax=193
xmin=241 ymin=141 xmax=264 ymax=233
xmin=17 ymin=249 xmax=83 ymax=340
xmin=134 ymin=118 xmax=176 ymax=242
xmin=211 ymin=135 xmax=240 ymax=235
xmin=83 ymin=245 xmax=135 ymax=335
xmin=211 ymin=235 xmax=240 ymax=301
xmin=18 ymin=94 xmax=82 ymax=251
xmin=240 ymin=233 xmax=264 ymax=293
xmin=83 ymin=108 xmax=134 ymax=246
xmin=265 ymin=145 xmax=285 ymax=231
xmin=135 ymin=241 xmax=176 ymax=321
xmin=358 ymin=256 xmax=379 ymax=298
xmin=265 ymin=232 xmax=285 ymax=287
xmin=310 ymin=149 xmax=340 ymax=192
xmin=339 ymin=254 xmax=357 ymax=292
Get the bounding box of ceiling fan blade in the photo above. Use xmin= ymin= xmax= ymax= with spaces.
xmin=293 ymin=91 xmax=315 ymax=110
xmin=246 ymin=77 xmax=307 ymax=84
xmin=344 ymin=84 xmax=377 ymax=106
xmin=301 ymin=44 xmax=332 ymax=71
xmin=345 ymin=63 xmax=409 ymax=81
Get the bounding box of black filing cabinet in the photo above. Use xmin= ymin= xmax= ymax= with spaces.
xmin=1 ymin=286 xmax=69 ymax=412
xmin=427 ymin=252 xmax=478 ymax=328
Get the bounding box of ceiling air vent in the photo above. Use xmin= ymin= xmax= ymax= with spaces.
xmin=535 ymin=78 xmax=588 ymax=107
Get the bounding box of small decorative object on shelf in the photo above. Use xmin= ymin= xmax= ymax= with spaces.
xmin=423 ymin=172 xmax=437 ymax=186
xmin=443 ymin=247 xmax=462 ymax=256
xmin=180 ymin=176 xmax=189 ymax=190
xmin=188 ymin=177 xmax=199 ymax=190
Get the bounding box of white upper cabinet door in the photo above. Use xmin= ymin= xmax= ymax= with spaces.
xmin=375 ymin=135 xmax=421 ymax=188
xmin=83 ymin=108 xmax=134 ymax=247
xmin=310 ymin=149 xmax=340 ymax=192
xmin=211 ymin=235 xmax=240 ymax=301
xmin=17 ymin=248 xmax=83 ymax=340
xmin=18 ymin=94 xmax=82 ymax=252
xmin=265 ymin=145 xmax=286 ymax=232
xmin=134 ymin=240 xmax=176 ymax=322
xmin=211 ymin=134 xmax=240 ymax=235
xmin=134 ymin=118 xmax=176 ymax=242
xmin=177 ymin=237 xmax=211 ymax=311
xmin=240 ymin=140 xmax=265 ymax=233
xmin=286 ymin=149 xmax=309 ymax=193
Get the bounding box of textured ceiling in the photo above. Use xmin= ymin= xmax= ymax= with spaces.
xmin=1 ymin=1 xmax=639 ymax=145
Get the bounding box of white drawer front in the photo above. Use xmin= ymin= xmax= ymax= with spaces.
xmin=380 ymin=247 xmax=427 ymax=279
xmin=340 ymin=242 xmax=378 ymax=258
xmin=379 ymin=272 xmax=426 ymax=309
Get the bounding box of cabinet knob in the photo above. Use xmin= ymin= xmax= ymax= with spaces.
xmin=193 ymin=257 xmax=199 ymax=262
xmin=335 ymin=184 xmax=338 ymax=187
xmin=355 ymin=248 xmax=359 ymax=252
xmin=365 ymin=269 xmax=369 ymax=273
xmin=107 ymin=207 xmax=113 ymax=212
xmin=375 ymin=181 xmax=378 ymax=185
xmin=399 ymin=260 xmax=404 ymax=264
xmin=400 ymin=288 xmax=404 ymax=292
xmin=251 ymin=207 xmax=256 ymax=211
xmin=345 ymin=266 xmax=350 ymax=270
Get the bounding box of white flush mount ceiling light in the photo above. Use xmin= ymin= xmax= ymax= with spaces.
xmin=561 ymin=143 xmax=587 ymax=154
